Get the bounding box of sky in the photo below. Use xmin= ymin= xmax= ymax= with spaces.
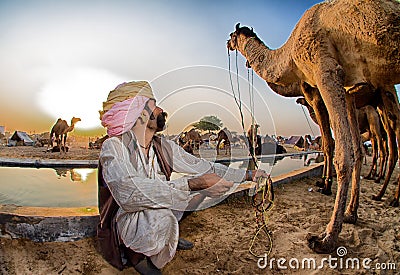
xmin=0 ymin=0 xmax=398 ymax=138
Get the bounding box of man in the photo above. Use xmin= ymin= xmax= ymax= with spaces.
xmin=98 ymin=81 xmax=269 ymax=274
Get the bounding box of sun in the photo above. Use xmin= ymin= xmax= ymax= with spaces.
xmin=37 ymin=67 xmax=124 ymax=130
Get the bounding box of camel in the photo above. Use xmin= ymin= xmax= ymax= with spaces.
xmin=298 ymin=86 xmax=400 ymax=206
xmin=358 ymin=106 xmax=388 ymax=182
xmin=49 ymin=117 xmax=81 ymax=152
xmin=178 ymin=129 xmax=203 ymax=155
xmin=227 ymin=0 xmax=400 ymax=253
xmin=247 ymin=124 xmax=261 ymax=156
xmin=216 ymin=127 xmax=232 ymax=155
xmin=372 ymin=86 xmax=400 ymax=206
xmin=89 ymin=135 xmax=109 ymax=149
xmin=296 ymin=98 xmax=388 ymax=185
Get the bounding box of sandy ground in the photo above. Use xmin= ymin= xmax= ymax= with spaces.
xmin=0 ymin=145 xmax=100 ymax=160
xmin=1 ymin=145 xmax=400 ymax=274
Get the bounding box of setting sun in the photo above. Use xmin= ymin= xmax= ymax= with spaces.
xmin=37 ymin=67 xmax=124 ymax=130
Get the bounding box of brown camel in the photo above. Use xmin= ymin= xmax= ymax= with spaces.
xmin=298 ymin=85 xmax=400 ymax=206
xmin=49 ymin=117 xmax=81 ymax=151
xmin=372 ymin=86 xmax=400 ymax=206
xmin=216 ymin=127 xmax=232 ymax=155
xmin=247 ymin=124 xmax=261 ymax=156
xmin=358 ymin=106 xmax=388 ymax=183
xmin=297 ymin=97 xmax=389 ymax=186
xmin=227 ymin=0 xmax=400 ymax=253
xmin=178 ymin=129 xmax=203 ymax=155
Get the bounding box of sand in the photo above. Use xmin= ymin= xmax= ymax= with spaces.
xmin=1 ymin=145 xmax=400 ymax=274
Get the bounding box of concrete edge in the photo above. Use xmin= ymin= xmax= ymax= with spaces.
xmin=0 ymin=163 xmax=323 ymax=242
xmin=0 ymin=151 xmax=321 ymax=168
xmin=0 ymin=157 xmax=99 ymax=168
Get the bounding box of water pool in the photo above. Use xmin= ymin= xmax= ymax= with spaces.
xmin=0 ymin=167 xmax=98 ymax=207
xmin=0 ymin=152 xmax=322 ymax=207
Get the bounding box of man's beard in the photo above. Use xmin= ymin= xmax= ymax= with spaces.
xmin=156 ymin=112 xmax=167 ymax=132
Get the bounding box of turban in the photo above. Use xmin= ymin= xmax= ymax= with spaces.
xmin=100 ymin=81 xmax=155 ymax=136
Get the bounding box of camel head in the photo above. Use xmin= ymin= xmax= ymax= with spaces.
xmin=227 ymin=23 xmax=261 ymax=52
xmin=71 ymin=117 xmax=81 ymax=125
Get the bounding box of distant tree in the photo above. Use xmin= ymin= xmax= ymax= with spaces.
xmin=193 ymin=115 xmax=223 ymax=133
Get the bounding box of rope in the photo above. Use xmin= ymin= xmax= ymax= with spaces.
xmin=228 ymin=48 xmax=275 ymax=259
xmin=248 ymin=175 xmax=274 ymax=258
xmin=227 ymin=49 xmax=246 ymax=134
xmin=300 ymin=105 xmax=316 ymax=137
xmin=247 ymin=68 xmax=257 ymax=162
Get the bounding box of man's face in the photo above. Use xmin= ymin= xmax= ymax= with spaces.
xmin=144 ymin=99 xmax=167 ymax=132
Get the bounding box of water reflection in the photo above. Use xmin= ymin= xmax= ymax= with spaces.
xmin=53 ymin=168 xmax=94 ymax=182
xmin=0 ymin=152 xmax=322 ymax=207
xmin=224 ymin=152 xmax=322 ymax=177
xmin=303 ymin=152 xmax=324 ymax=166
xmin=0 ymin=167 xmax=97 ymax=207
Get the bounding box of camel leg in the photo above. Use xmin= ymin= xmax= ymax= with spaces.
xmin=307 ymin=60 xmax=353 ymax=253
xmin=365 ymin=136 xmax=378 ymax=179
xmin=56 ymin=135 xmax=61 ymax=150
xmin=344 ymin=93 xmax=362 ymax=224
xmin=301 ymin=83 xmax=334 ymax=195
xmin=374 ymin=135 xmax=386 ymax=183
xmin=389 ymin=133 xmax=400 ymax=207
xmin=390 ymin=176 xmax=400 ymax=207
xmin=373 ymin=125 xmax=397 ymax=200
xmin=62 ymin=134 xmax=67 ymax=153
xmin=216 ymin=140 xmax=221 ymax=155
xmin=381 ymin=139 xmax=389 ymax=179
xmin=48 ymin=131 xmax=54 ymax=149
xmin=373 ymin=87 xmax=399 ymax=202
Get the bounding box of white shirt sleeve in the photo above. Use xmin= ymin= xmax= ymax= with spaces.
xmin=100 ymin=137 xmax=190 ymax=212
xmin=166 ymin=139 xmax=246 ymax=182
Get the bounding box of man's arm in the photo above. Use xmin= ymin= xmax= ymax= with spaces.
xmin=100 ymin=137 xmax=191 ymax=212
xmin=165 ymin=139 xmax=246 ymax=183
xmin=188 ymin=173 xmax=233 ymax=198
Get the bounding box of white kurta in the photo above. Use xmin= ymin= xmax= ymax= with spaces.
xmin=99 ymin=130 xmax=246 ymax=268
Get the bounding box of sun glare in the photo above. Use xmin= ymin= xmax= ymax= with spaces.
xmin=72 ymin=168 xmax=95 ymax=182
xmin=37 ymin=67 xmax=124 ymax=130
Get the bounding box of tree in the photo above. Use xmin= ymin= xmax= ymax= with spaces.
xmin=193 ymin=115 xmax=223 ymax=133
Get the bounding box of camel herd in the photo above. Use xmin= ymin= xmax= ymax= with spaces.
xmin=227 ymin=0 xmax=400 ymax=253
xmin=177 ymin=127 xmax=235 ymax=155
xmin=176 ymin=125 xmax=284 ymax=157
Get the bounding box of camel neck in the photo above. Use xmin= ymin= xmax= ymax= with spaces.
xmin=241 ymin=36 xmax=294 ymax=85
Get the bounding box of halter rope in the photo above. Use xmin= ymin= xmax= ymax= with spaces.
xmin=227 ymin=46 xmax=274 ymax=259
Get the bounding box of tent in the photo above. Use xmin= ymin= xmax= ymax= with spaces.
xmin=9 ymin=131 xmax=34 ymax=146
xmin=285 ymin=135 xmax=304 ymax=148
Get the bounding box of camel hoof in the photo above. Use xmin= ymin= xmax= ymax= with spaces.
xmin=343 ymin=212 xmax=358 ymax=224
xmin=374 ymin=178 xmax=381 ymax=184
xmin=317 ymin=188 xmax=332 ymax=196
xmin=371 ymin=195 xmax=382 ymax=201
xmin=306 ymin=233 xmax=335 ymax=254
xmin=389 ymin=199 xmax=399 ymax=207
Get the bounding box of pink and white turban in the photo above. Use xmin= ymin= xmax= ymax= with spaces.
xmin=100 ymin=81 xmax=155 ymax=137
xmin=101 ymin=96 xmax=150 ymax=137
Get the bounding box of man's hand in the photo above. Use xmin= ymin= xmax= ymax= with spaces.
xmin=188 ymin=173 xmax=233 ymax=198
xmin=246 ymin=169 xmax=270 ymax=182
